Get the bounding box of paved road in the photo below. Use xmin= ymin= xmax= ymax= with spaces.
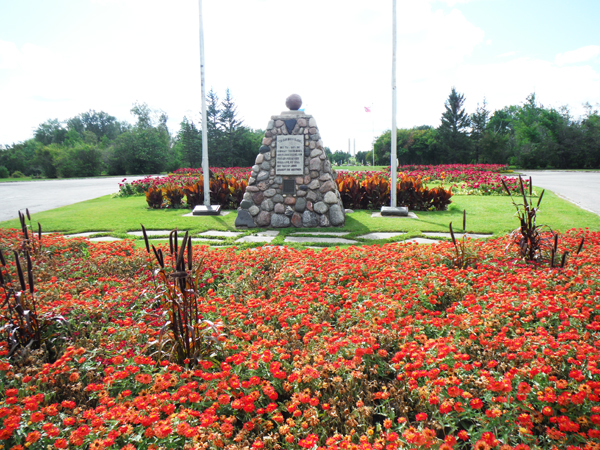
xmin=0 ymin=176 xmax=150 ymax=223
xmin=520 ymin=171 xmax=600 ymax=216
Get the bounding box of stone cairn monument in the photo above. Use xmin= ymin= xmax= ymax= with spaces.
xmin=235 ymin=94 xmax=345 ymax=228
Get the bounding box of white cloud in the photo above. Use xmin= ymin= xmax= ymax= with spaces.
xmin=455 ymin=56 xmax=600 ymax=120
xmin=497 ymin=51 xmax=517 ymax=58
xmin=556 ymin=45 xmax=600 ymax=65
xmin=0 ymin=40 xmax=19 ymax=69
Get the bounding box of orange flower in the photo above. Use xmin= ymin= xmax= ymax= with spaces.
xmin=26 ymin=430 xmax=41 ymax=443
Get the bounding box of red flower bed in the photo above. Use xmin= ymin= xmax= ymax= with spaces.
xmin=1 ymin=227 xmax=599 ymax=449
xmin=337 ymin=164 xmax=527 ymax=196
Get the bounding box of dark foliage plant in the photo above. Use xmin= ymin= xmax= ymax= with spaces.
xmin=447 ymin=222 xmax=479 ymax=269
xmin=145 ymin=186 xmax=163 ymax=209
xmin=140 ymin=225 xmax=225 ymax=366
xmin=502 ymin=176 xmax=554 ymax=262
xmin=502 ymin=175 xmax=584 ymax=266
xmin=0 ymin=210 xmax=69 ymax=363
xmin=162 ymin=184 xmax=184 ymax=208
xmin=336 ymin=173 xmax=453 ymax=211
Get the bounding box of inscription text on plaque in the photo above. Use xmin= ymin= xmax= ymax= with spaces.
xmin=276 ymin=135 xmax=304 ymax=175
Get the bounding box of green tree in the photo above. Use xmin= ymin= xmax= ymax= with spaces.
xmin=176 ymin=117 xmax=202 ymax=168
xmin=0 ymin=140 xmax=42 ymax=176
xmin=218 ymin=89 xmax=243 ymax=166
xmin=374 ymin=126 xmax=439 ymax=165
xmin=34 ymin=119 xmax=67 ymax=146
xmin=437 ymin=87 xmax=472 ymax=163
xmin=355 ymin=151 xmax=369 ymax=165
xmin=331 ymin=150 xmax=351 ymax=165
xmin=204 ymin=88 xmax=223 ymax=164
xmin=580 ymin=104 xmax=600 ymax=168
xmin=67 ymin=110 xmax=123 ymax=141
xmin=107 ymin=103 xmax=170 ymax=175
xmin=470 ymin=98 xmax=490 ymax=163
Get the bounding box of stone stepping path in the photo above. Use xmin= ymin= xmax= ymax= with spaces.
xmin=147 ymin=237 xmax=222 ymax=243
xmin=289 ymin=231 xmax=350 ymax=236
xmin=88 ymin=236 xmax=122 ymax=242
xmin=235 ymin=231 xmax=279 ymax=244
xmin=422 ymin=232 xmax=492 ymax=239
xmin=284 ymin=236 xmax=358 ymax=245
xmin=356 ymin=232 xmax=405 ymax=240
xmin=198 ymin=231 xmax=243 ymax=238
xmin=64 ymin=232 xmax=110 ymax=238
xmin=127 ymin=230 xmax=172 ymax=237
xmin=49 ymin=229 xmax=493 ymax=247
xmin=404 ymin=238 xmax=441 ymax=245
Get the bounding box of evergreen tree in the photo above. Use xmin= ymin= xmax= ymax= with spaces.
xmin=470 ymin=98 xmax=490 ymax=163
xmin=219 ymin=88 xmax=242 ymax=166
xmin=177 ymin=117 xmax=202 ymax=168
xmin=204 ymin=88 xmax=223 ymax=165
xmin=438 ymin=87 xmax=472 ymax=163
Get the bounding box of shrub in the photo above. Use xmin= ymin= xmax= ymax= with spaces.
xmin=10 ymin=170 xmax=25 ymax=178
xmin=336 ymin=172 xmax=453 ymax=210
xmin=162 ymin=183 xmax=184 ymax=208
xmin=145 ymin=186 xmax=163 ymax=209
xmin=0 ymin=166 xmax=9 ymax=179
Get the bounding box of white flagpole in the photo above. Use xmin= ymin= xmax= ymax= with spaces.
xmin=199 ymin=0 xmax=210 ymax=206
xmin=390 ymin=0 xmax=398 ymax=207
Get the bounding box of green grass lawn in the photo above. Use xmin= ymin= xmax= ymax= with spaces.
xmin=2 ymin=188 xmax=598 ymax=249
xmin=0 ymin=177 xmax=40 ymax=182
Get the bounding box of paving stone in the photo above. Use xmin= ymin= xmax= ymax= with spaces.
xmin=88 ymin=236 xmax=123 ymax=242
xmin=64 ymin=232 xmax=110 ymax=238
xmin=357 ymin=232 xmax=406 ymax=240
xmin=422 ymin=232 xmax=492 ymax=239
xmin=284 ymin=236 xmax=358 ymax=244
xmin=403 ymin=238 xmax=441 ymax=245
xmin=289 ymin=231 xmax=350 ymax=236
xmin=198 ymin=231 xmax=243 ymax=238
xmin=257 ymin=230 xmax=280 ymax=237
xmin=235 ymin=235 xmax=276 ymax=244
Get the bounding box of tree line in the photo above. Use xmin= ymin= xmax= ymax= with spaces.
xmin=370 ymin=89 xmax=600 ymax=169
xmin=0 ymin=89 xmax=263 ymax=178
xmin=3 ymin=87 xmax=600 ymax=179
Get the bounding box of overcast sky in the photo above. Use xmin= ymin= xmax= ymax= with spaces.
xmin=1 ymin=0 xmax=599 ymax=156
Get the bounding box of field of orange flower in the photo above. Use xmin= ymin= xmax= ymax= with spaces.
xmin=1 ymin=224 xmax=599 ymax=450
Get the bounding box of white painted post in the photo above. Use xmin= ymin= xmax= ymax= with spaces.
xmin=390 ymin=0 xmax=398 ymax=207
xmin=199 ymin=0 xmax=210 ymax=206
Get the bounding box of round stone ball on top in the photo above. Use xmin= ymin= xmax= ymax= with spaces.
xmin=285 ymin=94 xmax=302 ymax=111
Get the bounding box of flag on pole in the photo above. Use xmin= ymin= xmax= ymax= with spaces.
xmin=364 ymin=106 xmax=371 ymax=112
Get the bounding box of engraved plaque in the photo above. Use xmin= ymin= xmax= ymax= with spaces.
xmin=282 ymin=179 xmax=295 ymax=195
xmin=276 ymin=135 xmax=304 ymax=175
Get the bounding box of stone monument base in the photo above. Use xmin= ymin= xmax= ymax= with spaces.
xmin=236 ymin=95 xmax=346 ymax=229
